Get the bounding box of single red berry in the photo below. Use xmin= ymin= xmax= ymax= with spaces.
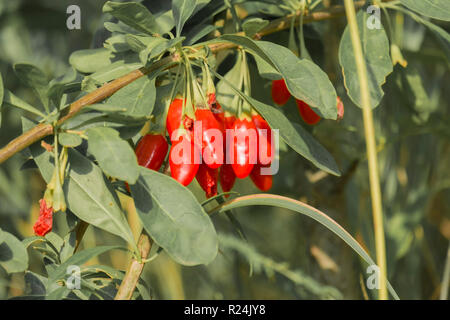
xmin=251 ymin=113 xmax=273 ymax=166
xmin=33 ymin=199 xmax=53 ymax=237
xmin=337 ymin=96 xmax=344 ymax=121
xmin=166 ymin=98 xmax=184 ymax=140
xmin=135 ymin=134 xmax=168 ymax=171
xmin=296 ymin=99 xmax=321 ymax=125
xmin=195 ymin=108 xmax=224 ymax=169
xmin=169 ymin=134 xmax=200 ymax=186
xmin=231 ymin=114 xmax=257 ymax=179
xmin=196 ymin=163 xmax=218 ymax=198
xmin=219 ymin=163 xmax=236 ymax=196
xmin=166 ymin=98 xmax=194 ymax=142
xmin=271 ymin=79 xmax=291 ymax=106
xmin=224 ymin=114 xmax=236 ymax=132
xmin=250 ymin=164 xmax=273 ymax=192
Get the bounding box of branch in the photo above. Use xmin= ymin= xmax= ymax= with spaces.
xmin=343 ymin=0 xmax=388 ymax=299
xmin=114 ymin=233 xmax=152 ymax=300
xmin=0 ymin=0 xmax=388 ymax=164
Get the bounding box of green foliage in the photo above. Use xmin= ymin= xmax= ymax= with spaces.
xmin=86 ymin=127 xmax=140 ymax=183
xmin=211 ymin=194 xmax=399 ymax=299
xmin=0 ymin=0 xmax=448 ymax=301
xmin=103 ymin=1 xmax=159 ymax=35
xmin=106 ymin=74 xmax=156 ymax=117
xmin=0 ymin=229 xmax=28 ymax=273
xmin=215 ymin=35 xmax=338 ymax=119
xmin=400 ymin=0 xmax=450 ymax=21
xmin=131 ymin=167 xmax=218 ymax=266
xmin=339 ymin=10 xmax=393 ymax=109
xmin=172 ymin=0 xmax=198 ymax=37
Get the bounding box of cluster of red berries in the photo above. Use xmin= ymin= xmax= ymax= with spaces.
xmin=271 ymin=79 xmax=344 ymax=124
xmin=133 ymin=92 xmax=274 ymax=198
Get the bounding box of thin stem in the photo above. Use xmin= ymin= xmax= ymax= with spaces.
xmin=440 ymin=241 xmax=450 ymax=300
xmin=114 ymin=233 xmax=152 ymax=300
xmin=343 ymin=0 xmax=388 ymax=300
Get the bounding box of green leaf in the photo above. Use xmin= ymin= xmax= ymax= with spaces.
xmin=185 ymin=24 xmax=217 ymax=46
xmin=131 ymin=167 xmax=218 ymax=266
xmin=22 ymin=236 xmax=46 ymax=249
xmin=65 ymin=149 xmax=136 ymax=246
xmin=400 ymin=0 xmax=450 ymax=21
xmin=13 ymin=63 xmax=48 ymax=89
xmin=172 ymin=0 xmax=197 ymax=37
xmin=106 ymin=74 xmax=156 ymax=117
xmin=69 ymin=48 xmax=114 ymax=74
xmin=59 ymin=132 xmax=82 ymax=148
xmin=242 ymin=18 xmax=269 ymax=38
xmin=146 ymin=37 xmax=185 ymax=63
xmin=215 ymin=35 xmax=338 ymax=119
xmin=339 ymin=10 xmax=393 ymax=109
xmin=81 ymin=60 xmax=143 ymax=92
xmin=86 ymin=127 xmax=139 ymax=183
xmin=211 ymin=194 xmax=400 ymax=300
xmin=104 ymin=34 xmax=132 ymax=53
xmin=251 ymin=98 xmax=340 ymax=176
xmin=103 ymin=1 xmax=158 ymax=35
xmin=212 ymin=69 xmax=341 ymax=176
xmin=3 ymin=90 xmax=45 ymax=117
xmin=393 ymin=6 xmax=450 ymax=61
xmin=23 ymin=124 xmax=136 ymax=247
xmin=154 ymin=10 xmax=176 ymax=35
xmin=253 ymin=54 xmax=281 ymax=80
xmin=24 ymin=271 xmax=47 ymax=296
xmin=49 ymin=246 xmax=123 ymax=283
xmin=48 ymin=68 xmax=81 ymax=106
xmin=0 ymin=228 xmax=28 ymax=273
xmin=216 ymin=55 xmax=242 ymax=109
xmin=13 ymin=63 xmax=49 ymax=109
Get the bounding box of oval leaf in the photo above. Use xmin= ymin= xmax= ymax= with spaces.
xmin=131 ymin=167 xmax=218 ymax=266
xmin=69 ymin=48 xmax=113 ymax=74
xmin=216 ymin=35 xmax=338 ymax=119
xmin=339 ymin=10 xmax=393 ymax=109
xmin=106 ymin=74 xmax=156 ymax=117
xmin=87 ymin=127 xmax=140 ymax=183
xmin=173 ymin=0 xmax=197 ymax=37
xmin=64 ymin=149 xmax=136 ymax=246
xmin=0 ymin=229 xmax=28 ymax=274
xmin=400 ymin=0 xmax=450 ymax=21
xmin=59 ymin=132 xmax=82 ymax=148
xmin=103 ymin=1 xmax=158 ymax=35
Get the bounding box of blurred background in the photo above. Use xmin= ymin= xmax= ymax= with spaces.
xmin=0 ymin=0 xmax=449 ymax=299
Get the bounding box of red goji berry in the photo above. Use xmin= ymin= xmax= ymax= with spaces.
xmin=33 ymin=199 xmax=53 ymax=237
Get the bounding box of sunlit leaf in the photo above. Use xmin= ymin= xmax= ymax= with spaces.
xmin=131 ymin=167 xmax=218 ymax=266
